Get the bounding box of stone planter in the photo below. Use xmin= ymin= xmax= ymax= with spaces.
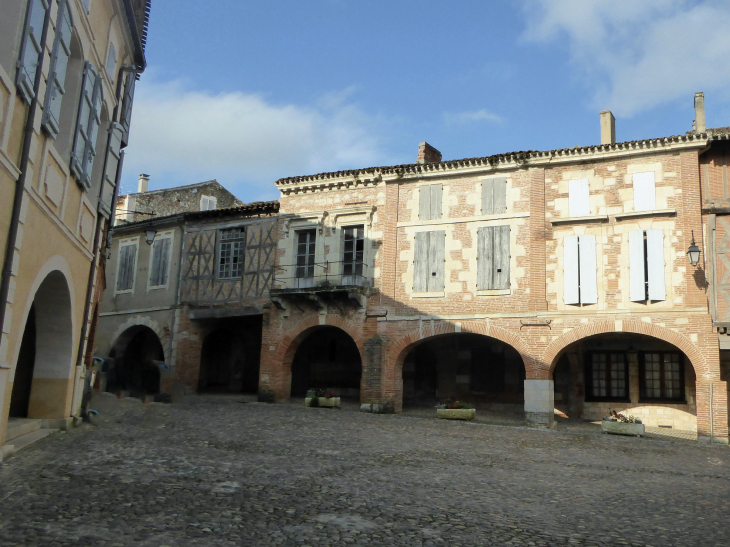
xmin=305 ymin=397 xmax=341 ymax=408
xmin=601 ymin=420 xmax=645 ymax=437
xmin=437 ymin=408 xmax=476 ymax=421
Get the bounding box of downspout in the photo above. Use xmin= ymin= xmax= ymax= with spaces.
xmin=0 ymin=6 xmax=53 ymax=359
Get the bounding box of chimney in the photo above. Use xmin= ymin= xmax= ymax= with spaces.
xmin=138 ymin=173 xmax=149 ymax=193
xmin=694 ymin=92 xmax=706 ymax=133
xmin=417 ymin=142 xmax=442 ymax=164
xmin=600 ymin=110 xmax=616 ymax=145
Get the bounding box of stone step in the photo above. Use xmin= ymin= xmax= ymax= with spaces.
xmin=5 ymin=418 xmax=43 ymax=442
xmin=1 ymin=428 xmax=58 ymax=461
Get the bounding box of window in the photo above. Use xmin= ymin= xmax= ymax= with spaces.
xmin=629 ymin=229 xmax=666 ymax=302
xmin=41 ymin=0 xmax=73 ymax=139
xmin=564 ymin=235 xmax=597 ymax=305
xmin=296 ymin=229 xmax=316 ymax=279
xmin=116 ymin=241 xmax=138 ymax=292
xmin=640 ymin=352 xmax=684 ymax=401
xmin=482 ymin=178 xmax=507 ymax=215
xmin=200 ymin=195 xmax=217 ymax=211
xmin=477 ymin=225 xmax=510 ymax=290
xmin=218 ymin=228 xmax=245 ymax=279
xmin=16 ymin=0 xmax=50 ymax=103
xmin=413 ymin=231 xmax=445 ymax=293
xmin=342 ymin=225 xmax=364 ymax=282
xmin=568 ymin=179 xmax=590 ymax=217
xmin=419 ymin=184 xmax=442 ymax=220
xmin=633 ymin=172 xmax=656 ymax=212
xmin=70 ymin=62 xmax=103 ymax=190
xmin=584 ymin=352 xmax=629 ymax=402
xmin=105 ymin=42 xmax=116 ymax=82
xmin=149 ymin=234 xmax=172 ymax=288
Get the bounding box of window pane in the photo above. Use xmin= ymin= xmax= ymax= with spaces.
xmin=297 ymin=230 xmax=316 ymax=278
xmin=610 ymin=354 xmax=626 ymax=398
xmin=664 ymin=354 xmax=681 ymax=399
xmin=644 ymin=353 xmax=661 ymax=398
xmin=591 ymin=354 xmax=607 ymax=397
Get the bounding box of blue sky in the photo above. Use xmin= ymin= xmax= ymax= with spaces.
xmin=121 ymin=0 xmax=730 ymax=202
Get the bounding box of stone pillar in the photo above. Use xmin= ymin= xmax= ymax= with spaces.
xmin=524 ymin=379 xmax=555 ymax=429
xmin=360 ymin=335 xmax=390 ymax=413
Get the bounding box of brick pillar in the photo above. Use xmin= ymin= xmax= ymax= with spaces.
xmin=696 ymin=380 xmax=729 ymax=443
xmin=524 ymin=379 xmax=555 ymax=428
xmin=258 ymin=310 xmax=290 ymax=403
xmin=680 ymin=151 xmax=707 ymax=308
xmin=529 ymin=168 xmax=547 ymax=311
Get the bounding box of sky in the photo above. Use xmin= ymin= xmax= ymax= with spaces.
xmin=120 ymin=0 xmax=730 ymax=202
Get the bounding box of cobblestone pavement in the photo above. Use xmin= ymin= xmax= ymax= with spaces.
xmin=1 ymin=395 xmax=729 ymax=547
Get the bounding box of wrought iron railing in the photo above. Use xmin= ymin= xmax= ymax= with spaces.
xmin=274 ymin=260 xmax=370 ymax=290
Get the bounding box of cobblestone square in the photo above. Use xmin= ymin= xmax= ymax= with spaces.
xmin=1 ymin=396 xmax=729 ymax=546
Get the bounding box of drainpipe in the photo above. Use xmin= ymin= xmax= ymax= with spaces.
xmin=0 ymin=6 xmax=53 ymax=360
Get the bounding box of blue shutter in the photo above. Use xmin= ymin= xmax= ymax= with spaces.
xmin=16 ymin=0 xmax=50 ymax=103
xmin=98 ymin=122 xmax=123 ymax=218
xmin=119 ymin=71 xmax=136 ymax=144
xmin=70 ymin=62 xmax=98 ymax=182
xmin=81 ymin=75 xmax=103 ymax=188
xmin=42 ymin=0 xmax=73 ymax=139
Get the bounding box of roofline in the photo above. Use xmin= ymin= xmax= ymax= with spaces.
xmin=120 ymin=179 xmax=221 ymax=199
xmin=122 ymin=0 xmax=150 ymax=71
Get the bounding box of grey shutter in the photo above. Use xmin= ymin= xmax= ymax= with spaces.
xmin=629 ymin=229 xmax=646 ymax=302
xmin=430 ymin=184 xmax=442 ymax=220
xmin=41 ymin=0 xmax=73 ymax=139
xmin=120 ymin=71 xmax=136 ymax=144
xmin=477 ymin=227 xmax=493 ymax=290
xmin=428 ymin=231 xmax=445 ymax=292
xmin=99 ymin=122 xmax=123 ymax=217
xmin=117 ymin=244 xmax=136 ymax=291
xmin=579 ymin=234 xmax=598 ymax=304
xmin=16 ymin=0 xmax=49 ymax=103
xmin=493 ymin=178 xmax=507 ymax=214
xmin=569 ymin=179 xmax=590 ymax=217
xmin=70 ymin=62 xmax=98 ymax=182
xmin=493 ymin=225 xmax=510 ymax=289
xmin=419 ymin=186 xmax=431 ymax=220
xmin=149 ymin=239 xmax=162 ymax=286
xmin=633 ymin=172 xmax=656 ymax=212
xmin=105 ymin=42 xmax=116 ymax=82
xmin=646 ymin=229 xmax=666 ymax=301
xmin=481 ymin=179 xmax=494 ymax=215
xmin=159 ymin=238 xmax=171 ymax=286
xmin=81 ymin=75 xmax=103 ymax=189
xmin=564 ymin=235 xmax=580 ymax=305
xmin=413 ymin=232 xmax=429 ymax=292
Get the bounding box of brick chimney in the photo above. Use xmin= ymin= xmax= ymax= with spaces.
xmin=600 ymin=110 xmax=615 ymax=145
xmin=693 ymin=92 xmax=706 ymax=133
xmin=138 ymin=173 xmax=149 ymax=193
xmin=417 ymin=142 xmax=442 ymax=164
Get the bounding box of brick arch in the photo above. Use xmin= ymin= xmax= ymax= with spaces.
xmin=541 ymin=320 xmax=708 ymax=377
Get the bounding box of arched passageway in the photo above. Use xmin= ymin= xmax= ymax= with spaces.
xmin=290 ymin=326 xmax=361 ymax=399
xmin=552 ymin=332 xmax=697 ymax=431
xmin=109 ymin=325 xmax=164 ymax=398
xmin=402 ymin=333 xmax=525 ymax=410
xmin=9 ymin=271 xmax=74 ymax=418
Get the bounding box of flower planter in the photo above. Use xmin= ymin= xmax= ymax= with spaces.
xmin=305 ymin=397 xmax=341 ymax=408
xmin=601 ymin=420 xmax=645 ymax=437
xmin=437 ymin=408 xmax=476 ymax=421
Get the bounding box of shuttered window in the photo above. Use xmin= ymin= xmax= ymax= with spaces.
xmin=629 ymin=229 xmax=666 ymax=302
xmin=200 ymin=195 xmax=217 ymax=211
xmin=41 ymin=0 xmax=73 ymax=139
xmin=149 ymin=236 xmax=172 ymax=288
xmin=419 ymin=184 xmax=443 ymax=220
xmin=640 ymin=352 xmax=684 ymax=401
xmin=563 ymin=234 xmax=597 ymax=305
xmin=481 ymin=178 xmax=507 ymax=215
xmin=413 ymin=231 xmax=445 ymax=292
xmin=296 ymin=229 xmax=316 ymax=279
xmin=218 ymin=228 xmax=245 ymax=279
xmin=633 ymin=172 xmax=656 ymax=212
xmin=16 ymin=0 xmax=49 ymax=104
xmin=342 ymin=225 xmax=364 ymax=278
xmin=119 ymin=70 xmax=136 ymax=144
xmin=116 ymin=242 xmax=137 ymax=292
xmin=584 ymin=352 xmax=629 ymax=402
xmin=477 ymin=225 xmax=510 ymax=290
xmin=568 ymin=179 xmax=590 ymax=217
xmin=70 ymin=62 xmax=103 ymax=190
xmin=98 ymin=122 xmax=124 ymax=218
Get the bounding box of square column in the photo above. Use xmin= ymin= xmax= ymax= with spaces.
xmin=525 ymin=379 xmax=555 ymax=429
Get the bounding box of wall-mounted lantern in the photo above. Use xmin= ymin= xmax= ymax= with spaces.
xmin=687 ymin=230 xmax=701 ymax=266
xmin=145 ymin=226 xmax=157 ymax=245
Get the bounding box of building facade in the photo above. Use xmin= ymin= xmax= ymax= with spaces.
xmin=0 ymin=0 xmax=150 ymax=447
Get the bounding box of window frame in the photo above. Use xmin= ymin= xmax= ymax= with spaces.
xmin=295 ymin=228 xmax=317 ymax=280
xmin=583 ymin=351 xmax=630 ymax=403
xmin=147 ymin=230 xmax=174 ymax=290
xmin=216 ymin=227 xmax=246 ymax=280
xmin=200 ymin=195 xmax=217 ymax=211
xmin=115 ymin=237 xmax=139 ymax=295
xmin=341 ymin=224 xmax=365 ymax=283
xmin=639 ymin=351 xmax=686 ymax=403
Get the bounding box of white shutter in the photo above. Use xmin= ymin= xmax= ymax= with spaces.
xmin=413 ymin=232 xmax=429 ymax=292
xmin=629 ymin=230 xmax=646 ymax=301
xmin=42 ymin=0 xmax=73 ymax=139
xmin=419 ymin=186 xmax=431 ymax=220
xmin=633 ymin=172 xmax=656 ymax=212
xmin=646 ymin=229 xmax=666 ymax=301
xmin=579 ymin=234 xmax=598 ymax=304
xmin=564 ymin=235 xmax=580 ymax=305
xmin=428 ymin=231 xmax=445 ymax=292
xmin=569 ymin=179 xmax=590 ymax=217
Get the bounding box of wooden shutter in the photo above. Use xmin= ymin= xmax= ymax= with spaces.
xmin=477 ymin=227 xmax=493 ymax=290
xmin=81 ymin=74 xmax=103 ymax=189
xmin=646 ymin=229 xmax=666 ymax=301
xmin=419 ymin=186 xmax=431 ymax=220
xmin=428 ymin=231 xmax=445 ymax=292
xmin=493 ymin=178 xmax=507 ymax=214
xmin=493 ymin=225 xmax=510 ymax=289
xmin=481 ymin=179 xmax=494 ymax=215
xmin=430 ymin=184 xmax=442 ymax=220
xmin=579 ymin=234 xmax=598 ymax=304
xmin=117 ymin=244 xmax=136 ymax=291
xmin=629 ymin=229 xmax=646 ymax=302
xmin=99 ymin=122 xmax=123 ymax=218
xmin=120 ymin=71 xmax=136 ymax=144
xmin=149 ymin=239 xmax=162 ymax=286
xmin=564 ymin=235 xmax=580 ymax=305
xmin=41 ymin=0 xmax=73 ymax=139
xmin=105 ymin=42 xmax=116 ymax=82
xmin=569 ymin=179 xmax=590 ymax=217
xmin=633 ymin=172 xmax=656 ymax=212
xmin=16 ymin=0 xmax=49 ymax=103
xmin=413 ymin=232 xmax=429 ymax=292
xmin=70 ymin=62 xmax=98 ymax=183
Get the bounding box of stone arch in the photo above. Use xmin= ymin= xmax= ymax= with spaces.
xmin=541 ymin=319 xmax=708 ymax=378
xmin=108 ymin=315 xmax=169 ymax=363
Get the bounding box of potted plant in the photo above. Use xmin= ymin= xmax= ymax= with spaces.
xmin=305 ymin=388 xmax=341 ymax=408
xmin=435 ymin=400 xmax=476 ymax=421
xmin=601 ymin=409 xmax=645 ymax=437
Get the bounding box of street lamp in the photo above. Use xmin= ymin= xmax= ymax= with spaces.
xmin=687 ymin=230 xmax=701 ymax=266
xmin=144 ymin=225 xmax=157 ymax=245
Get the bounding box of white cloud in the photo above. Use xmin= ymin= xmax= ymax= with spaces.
xmin=443 ymin=109 xmax=503 ymax=125
xmin=122 ymin=75 xmax=393 ymax=201
xmin=521 ymin=0 xmax=730 ymax=116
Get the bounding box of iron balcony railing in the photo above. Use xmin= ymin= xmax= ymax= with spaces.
xmin=274 ymin=260 xmax=371 ymax=290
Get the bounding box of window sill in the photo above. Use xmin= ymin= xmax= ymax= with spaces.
xmin=614 ymin=209 xmax=676 ymax=220
xmin=411 ymin=291 xmax=445 ymax=298
xmin=476 ymin=289 xmax=511 ymax=296
xmin=550 ymin=215 xmax=608 ymax=225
